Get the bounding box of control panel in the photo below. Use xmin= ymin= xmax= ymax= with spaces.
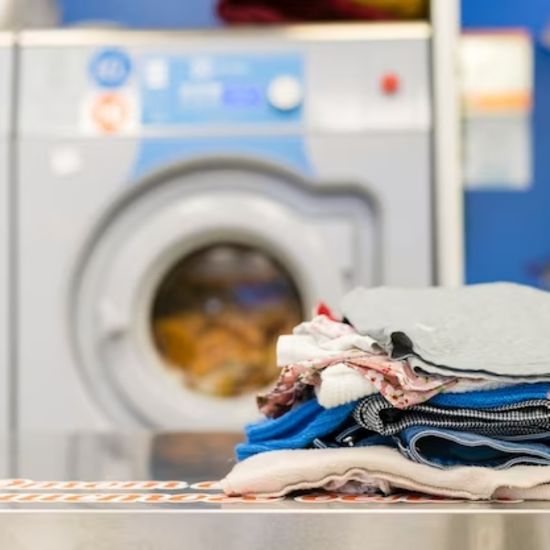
xmin=19 ymin=30 xmax=431 ymax=135
xmin=139 ymin=53 xmax=303 ymax=126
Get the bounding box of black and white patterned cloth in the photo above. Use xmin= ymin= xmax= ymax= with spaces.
xmin=353 ymin=394 xmax=550 ymax=437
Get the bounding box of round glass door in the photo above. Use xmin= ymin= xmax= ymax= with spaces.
xmin=150 ymin=243 xmax=303 ymax=398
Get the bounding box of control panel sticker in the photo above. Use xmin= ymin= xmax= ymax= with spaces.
xmin=92 ymin=93 xmax=129 ymax=133
xmin=139 ymin=53 xmax=303 ymax=126
xmin=80 ymin=91 xmax=139 ymax=135
xmin=89 ymin=48 xmax=133 ymax=89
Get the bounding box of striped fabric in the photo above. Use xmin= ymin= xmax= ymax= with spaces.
xmin=353 ymin=394 xmax=550 ymax=437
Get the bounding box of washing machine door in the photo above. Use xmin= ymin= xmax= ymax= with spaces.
xmin=72 ymin=160 xmax=376 ymax=430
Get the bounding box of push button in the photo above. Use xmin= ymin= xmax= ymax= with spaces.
xmin=380 ymin=72 xmax=400 ymax=95
xmin=267 ymin=75 xmax=303 ymax=111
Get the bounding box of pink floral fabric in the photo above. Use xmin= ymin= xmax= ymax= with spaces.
xmin=259 ymin=314 xmax=505 ymax=419
xmin=258 ymin=352 xmax=458 ymax=418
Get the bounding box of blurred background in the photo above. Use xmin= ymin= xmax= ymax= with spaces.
xmin=0 ymin=0 xmax=548 ymax=437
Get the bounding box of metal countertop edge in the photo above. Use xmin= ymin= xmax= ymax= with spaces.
xmin=0 ymin=507 xmax=550 ymax=514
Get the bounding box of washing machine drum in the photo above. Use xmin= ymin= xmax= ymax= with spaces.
xmin=71 ymin=160 xmax=376 ymax=430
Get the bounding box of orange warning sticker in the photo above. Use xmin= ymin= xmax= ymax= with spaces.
xmin=91 ymin=93 xmax=129 ymax=134
xmin=0 ymin=479 xmax=525 ymax=505
xmin=80 ymin=90 xmax=138 ymax=135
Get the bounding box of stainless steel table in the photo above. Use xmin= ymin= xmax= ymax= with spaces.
xmin=2 ymin=432 xmax=550 ymax=549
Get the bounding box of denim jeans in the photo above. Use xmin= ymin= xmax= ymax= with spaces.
xmin=310 ymin=419 xmax=394 ymax=450
xmin=310 ymin=419 xmax=550 ymax=469
xmin=396 ymin=426 xmax=550 ymax=469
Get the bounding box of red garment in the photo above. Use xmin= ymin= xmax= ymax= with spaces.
xmin=315 ymin=302 xmax=338 ymax=322
xmin=217 ymin=0 xmax=395 ymax=24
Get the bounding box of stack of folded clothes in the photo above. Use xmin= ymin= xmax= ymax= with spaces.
xmin=221 ymin=283 xmax=550 ymax=500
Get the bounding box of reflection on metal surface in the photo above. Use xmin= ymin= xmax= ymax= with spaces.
xmin=151 ymin=244 xmax=302 ymax=398
xmin=6 ymin=429 xmax=550 ymax=550
xmin=0 ymin=491 xmax=524 ymax=505
xmin=2 ymin=510 xmax=550 ymax=550
xmin=11 ymin=432 xmax=550 ymax=509
xmin=151 ymin=432 xmax=242 ymax=481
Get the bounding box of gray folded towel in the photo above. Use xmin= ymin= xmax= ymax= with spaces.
xmin=341 ymin=282 xmax=550 ymax=381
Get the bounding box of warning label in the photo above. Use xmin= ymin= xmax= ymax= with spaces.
xmin=80 ymin=91 xmax=138 ymax=135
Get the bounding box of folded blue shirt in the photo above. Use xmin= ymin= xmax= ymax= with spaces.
xmin=428 ymin=383 xmax=550 ymax=409
xmin=245 ymin=398 xmax=323 ymax=443
xmin=238 ymin=384 xmax=550 ymax=463
xmin=236 ymin=399 xmax=355 ymax=461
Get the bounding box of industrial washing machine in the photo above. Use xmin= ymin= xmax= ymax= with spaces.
xmin=16 ymin=20 xmax=462 ymax=431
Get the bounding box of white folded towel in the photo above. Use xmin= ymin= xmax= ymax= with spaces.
xmin=316 ymin=364 xmax=377 ymax=408
xmin=222 ymin=446 xmax=550 ymax=501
